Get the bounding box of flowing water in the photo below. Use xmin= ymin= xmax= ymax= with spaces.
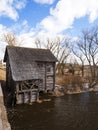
xmin=7 ymin=92 xmax=98 ymax=130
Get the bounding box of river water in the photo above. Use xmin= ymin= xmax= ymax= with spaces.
xmin=7 ymin=92 xmax=98 ymax=130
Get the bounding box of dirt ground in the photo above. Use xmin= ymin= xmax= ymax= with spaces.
xmin=0 ymin=69 xmax=6 ymax=81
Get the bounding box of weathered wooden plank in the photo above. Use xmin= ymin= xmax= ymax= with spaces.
xmin=18 ymin=88 xmax=39 ymax=93
xmin=53 ymin=62 xmax=56 ymax=90
xmin=24 ymin=92 xmax=29 ymax=103
xmin=16 ymin=93 xmax=24 ymax=104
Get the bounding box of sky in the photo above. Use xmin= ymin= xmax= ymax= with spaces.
xmin=0 ymin=0 xmax=98 ymax=60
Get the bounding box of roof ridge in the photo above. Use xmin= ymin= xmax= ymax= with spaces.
xmin=7 ymin=45 xmax=50 ymax=51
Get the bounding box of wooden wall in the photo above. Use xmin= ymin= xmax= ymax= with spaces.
xmin=46 ymin=62 xmax=55 ymax=91
xmin=6 ymin=60 xmax=56 ymax=104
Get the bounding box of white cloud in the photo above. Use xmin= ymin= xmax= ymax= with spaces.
xmin=0 ymin=24 xmax=8 ymax=36
xmin=17 ymin=30 xmax=36 ymax=47
xmin=38 ymin=0 xmax=98 ymax=34
xmin=0 ymin=24 xmax=8 ymax=59
xmin=14 ymin=0 xmax=26 ymax=9
xmin=0 ymin=21 xmax=36 ymax=54
xmin=0 ymin=0 xmax=26 ymax=21
xmin=1 ymin=0 xmax=98 ymax=59
xmin=11 ymin=20 xmax=30 ymax=34
xmin=33 ymin=0 xmax=55 ymax=4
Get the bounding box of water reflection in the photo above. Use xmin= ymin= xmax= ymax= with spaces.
xmin=7 ymin=92 xmax=98 ymax=130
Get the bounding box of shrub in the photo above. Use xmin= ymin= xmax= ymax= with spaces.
xmin=56 ymin=75 xmax=82 ymax=89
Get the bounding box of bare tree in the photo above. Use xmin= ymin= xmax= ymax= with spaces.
xmin=3 ymin=32 xmax=23 ymax=46
xmin=34 ymin=36 xmax=70 ymax=75
xmin=73 ymin=27 xmax=98 ymax=87
xmin=3 ymin=32 xmax=17 ymax=46
xmin=55 ymin=37 xmax=70 ymax=75
xmin=72 ymin=43 xmax=85 ymax=77
xmin=34 ymin=37 xmax=42 ymax=48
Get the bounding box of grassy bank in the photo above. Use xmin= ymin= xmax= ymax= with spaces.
xmin=55 ymin=75 xmax=98 ymax=96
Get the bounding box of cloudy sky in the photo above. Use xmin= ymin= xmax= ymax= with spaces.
xmin=0 ymin=0 xmax=98 ymax=59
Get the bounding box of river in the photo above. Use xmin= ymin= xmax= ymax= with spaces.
xmin=7 ymin=92 xmax=98 ymax=130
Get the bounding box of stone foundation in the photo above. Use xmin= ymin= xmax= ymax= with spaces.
xmin=0 ymin=83 xmax=11 ymax=130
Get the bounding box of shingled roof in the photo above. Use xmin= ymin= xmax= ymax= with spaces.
xmin=4 ymin=46 xmax=57 ymax=81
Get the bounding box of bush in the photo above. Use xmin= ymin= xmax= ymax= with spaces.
xmin=56 ymin=75 xmax=82 ymax=89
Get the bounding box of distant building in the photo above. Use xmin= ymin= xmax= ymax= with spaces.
xmin=4 ymin=46 xmax=57 ymax=104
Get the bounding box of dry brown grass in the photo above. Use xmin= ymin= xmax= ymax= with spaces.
xmin=56 ymin=74 xmax=82 ymax=88
xmin=0 ymin=69 xmax=6 ymax=81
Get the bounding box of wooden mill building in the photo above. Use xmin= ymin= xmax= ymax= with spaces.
xmin=4 ymin=46 xmax=57 ymax=104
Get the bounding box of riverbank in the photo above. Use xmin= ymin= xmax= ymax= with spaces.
xmin=0 ymin=83 xmax=11 ymax=130
xmin=52 ymin=84 xmax=98 ymax=97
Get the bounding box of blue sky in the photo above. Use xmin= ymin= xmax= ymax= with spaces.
xmin=0 ymin=0 xmax=98 ymax=59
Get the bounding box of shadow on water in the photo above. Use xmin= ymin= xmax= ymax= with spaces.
xmin=1 ymin=82 xmax=98 ymax=130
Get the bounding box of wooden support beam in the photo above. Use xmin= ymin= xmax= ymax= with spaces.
xmin=45 ymin=63 xmax=47 ymax=91
xmin=53 ymin=62 xmax=56 ymax=90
